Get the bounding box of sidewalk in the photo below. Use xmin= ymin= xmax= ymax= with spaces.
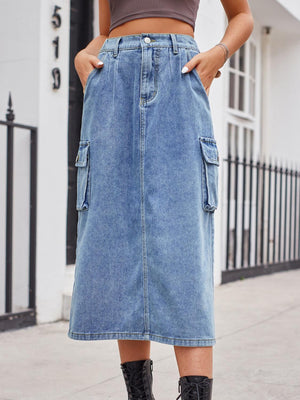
xmin=0 ymin=269 xmax=299 ymax=400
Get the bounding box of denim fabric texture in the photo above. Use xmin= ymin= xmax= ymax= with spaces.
xmin=68 ymin=33 xmax=219 ymax=347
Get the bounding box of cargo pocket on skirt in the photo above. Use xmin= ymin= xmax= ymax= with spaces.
xmin=199 ymin=136 xmax=220 ymax=212
xmin=75 ymin=140 xmax=90 ymax=211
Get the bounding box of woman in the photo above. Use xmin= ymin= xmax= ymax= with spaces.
xmin=68 ymin=0 xmax=254 ymax=399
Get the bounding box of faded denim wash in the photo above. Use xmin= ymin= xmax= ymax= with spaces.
xmin=68 ymin=33 xmax=219 ymax=347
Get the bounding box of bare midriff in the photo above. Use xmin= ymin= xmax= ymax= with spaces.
xmin=108 ymin=17 xmax=194 ymax=39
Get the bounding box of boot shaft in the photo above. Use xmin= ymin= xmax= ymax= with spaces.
xmin=120 ymin=358 xmax=155 ymax=400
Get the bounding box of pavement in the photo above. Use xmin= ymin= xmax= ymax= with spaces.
xmin=0 ymin=269 xmax=299 ymax=400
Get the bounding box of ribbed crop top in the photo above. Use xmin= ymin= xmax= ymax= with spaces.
xmin=108 ymin=0 xmax=201 ymax=33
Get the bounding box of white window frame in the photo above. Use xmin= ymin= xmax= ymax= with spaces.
xmin=221 ymin=23 xmax=263 ymax=271
xmin=225 ymin=23 xmax=262 ymax=160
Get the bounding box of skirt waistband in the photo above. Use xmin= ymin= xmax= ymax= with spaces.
xmin=99 ymin=33 xmax=200 ymax=56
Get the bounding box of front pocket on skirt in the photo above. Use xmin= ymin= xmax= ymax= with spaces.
xmin=187 ymin=49 xmax=209 ymax=99
xmin=83 ymin=52 xmax=107 ymax=100
xmin=75 ymin=140 xmax=90 ymax=211
xmin=83 ymin=67 xmax=98 ymax=95
xmin=199 ymin=137 xmax=220 ymax=212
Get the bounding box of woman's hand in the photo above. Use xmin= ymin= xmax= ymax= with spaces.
xmin=74 ymin=49 xmax=104 ymax=93
xmin=181 ymin=46 xmax=225 ymax=96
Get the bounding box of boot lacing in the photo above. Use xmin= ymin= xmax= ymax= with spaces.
xmin=176 ymin=378 xmax=211 ymax=400
xmin=121 ymin=359 xmax=153 ymax=400
xmin=127 ymin=376 xmax=148 ymax=400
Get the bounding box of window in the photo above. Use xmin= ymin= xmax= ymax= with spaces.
xmin=223 ymin=26 xmax=262 ymax=273
xmin=228 ymin=41 xmax=257 ymax=118
xmin=227 ymin=122 xmax=254 ymax=161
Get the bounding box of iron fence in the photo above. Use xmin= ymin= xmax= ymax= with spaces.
xmin=222 ymin=152 xmax=300 ymax=283
xmin=0 ymin=93 xmax=37 ymax=331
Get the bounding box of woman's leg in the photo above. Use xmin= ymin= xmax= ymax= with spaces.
xmin=118 ymin=340 xmax=151 ymax=363
xmin=118 ymin=340 xmax=155 ymax=399
xmin=174 ymin=346 xmax=213 ymax=378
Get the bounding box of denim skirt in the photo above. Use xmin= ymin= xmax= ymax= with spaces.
xmin=67 ymin=33 xmax=219 ymax=347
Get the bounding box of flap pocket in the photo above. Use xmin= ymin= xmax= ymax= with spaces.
xmin=75 ymin=141 xmax=89 ymax=167
xmin=199 ymin=137 xmax=220 ymax=165
xmin=199 ymin=137 xmax=220 ymax=212
xmin=75 ymin=140 xmax=90 ymax=211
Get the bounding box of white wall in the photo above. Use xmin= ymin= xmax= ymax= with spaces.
xmin=267 ymin=30 xmax=300 ymax=167
xmin=0 ymin=0 xmax=70 ymax=322
xmin=276 ymin=0 xmax=300 ymax=21
xmin=0 ymin=0 xmax=40 ymax=314
xmin=0 ymin=0 xmax=39 ymax=123
xmin=35 ymin=0 xmax=70 ymax=323
xmin=250 ymin=0 xmax=300 ymax=167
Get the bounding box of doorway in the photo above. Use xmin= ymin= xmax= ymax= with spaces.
xmin=67 ymin=0 xmax=94 ymax=264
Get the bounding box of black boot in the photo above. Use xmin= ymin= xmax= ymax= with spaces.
xmin=120 ymin=358 xmax=155 ymax=400
xmin=176 ymin=375 xmax=213 ymax=400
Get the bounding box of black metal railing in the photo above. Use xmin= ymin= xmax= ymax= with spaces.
xmin=222 ymin=152 xmax=300 ymax=283
xmin=0 ymin=93 xmax=37 ymax=331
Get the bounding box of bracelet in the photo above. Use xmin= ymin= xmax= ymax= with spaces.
xmin=215 ymin=42 xmax=229 ymax=63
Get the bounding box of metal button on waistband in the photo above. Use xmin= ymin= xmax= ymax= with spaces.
xmin=144 ymin=37 xmax=151 ymax=43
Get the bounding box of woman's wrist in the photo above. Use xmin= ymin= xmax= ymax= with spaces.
xmin=75 ymin=35 xmax=108 ymax=62
xmin=209 ymin=45 xmax=228 ymax=70
xmin=85 ymin=34 xmax=109 ymax=57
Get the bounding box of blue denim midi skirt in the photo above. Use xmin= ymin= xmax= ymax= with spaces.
xmin=68 ymin=33 xmax=219 ymax=347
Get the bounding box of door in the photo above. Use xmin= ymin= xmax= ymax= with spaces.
xmin=67 ymin=0 xmax=94 ymax=264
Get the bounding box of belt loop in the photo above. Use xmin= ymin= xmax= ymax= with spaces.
xmin=170 ymin=34 xmax=178 ymax=54
xmin=113 ymin=37 xmax=121 ymax=58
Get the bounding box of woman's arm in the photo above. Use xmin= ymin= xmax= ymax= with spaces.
xmin=74 ymin=0 xmax=111 ymax=91
xmin=218 ymin=0 xmax=254 ymax=58
xmin=182 ymin=0 xmax=254 ymax=96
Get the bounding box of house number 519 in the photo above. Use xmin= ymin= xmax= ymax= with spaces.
xmin=51 ymin=5 xmax=62 ymax=90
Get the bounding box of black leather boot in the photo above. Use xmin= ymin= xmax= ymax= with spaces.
xmin=176 ymin=375 xmax=213 ymax=400
xmin=120 ymin=358 xmax=155 ymax=400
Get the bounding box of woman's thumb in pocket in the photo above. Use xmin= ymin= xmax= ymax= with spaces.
xmin=91 ymin=56 xmax=104 ymax=69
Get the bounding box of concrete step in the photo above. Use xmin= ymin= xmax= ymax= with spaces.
xmin=62 ymin=265 xmax=75 ymax=321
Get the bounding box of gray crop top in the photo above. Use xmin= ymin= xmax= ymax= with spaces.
xmin=108 ymin=0 xmax=201 ymax=33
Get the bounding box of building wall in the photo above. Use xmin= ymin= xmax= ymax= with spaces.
xmin=0 ymin=0 xmax=40 ymax=123
xmin=0 ymin=0 xmax=40 ymax=314
xmin=0 ymin=0 xmax=70 ymax=322
xmin=36 ymin=0 xmax=70 ymax=323
xmin=267 ymin=30 xmax=300 ymax=166
xmin=250 ymin=0 xmax=300 ymax=167
xmin=250 ymin=0 xmax=300 ymax=165
xmin=276 ymin=0 xmax=300 ymax=21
